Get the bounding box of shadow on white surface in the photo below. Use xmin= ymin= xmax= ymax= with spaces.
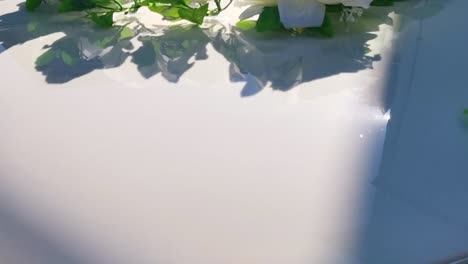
xmin=0 ymin=201 xmax=103 ymax=264
xmin=1 ymin=0 xmax=468 ymax=264
xmin=355 ymin=0 xmax=468 ymax=263
xmin=0 ymin=2 xmax=394 ymax=94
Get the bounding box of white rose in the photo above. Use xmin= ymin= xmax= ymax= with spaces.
xmin=237 ymin=0 xmax=373 ymax=28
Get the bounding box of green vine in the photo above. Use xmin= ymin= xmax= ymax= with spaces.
xmin=25 ymin=0 xmax=402 ymax=30
xmin=26 ymin=0 xmax=218 ymax=27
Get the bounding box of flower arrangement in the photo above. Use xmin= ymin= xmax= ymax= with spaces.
xmin=25 ymin=0 xmax=399 ymax=35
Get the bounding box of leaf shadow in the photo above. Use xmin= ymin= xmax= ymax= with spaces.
xmin=2 ymin=2 xmax=398 ymax=95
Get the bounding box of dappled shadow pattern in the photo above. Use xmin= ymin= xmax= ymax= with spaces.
xmin=132 ymin=25 xmax=210 ymax=81
xmin=0 ymin=2 xmax=401 ymax=95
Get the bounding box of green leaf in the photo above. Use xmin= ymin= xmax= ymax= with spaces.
xmin=27 ymin=22 xmax=38 ymax=32
xmin=303 ymin=14 xmax=334 ymax=38
xmin=464 ymin=109 xmax=468 ymax=115
xmin=178 ymin=4 xmax=209 ymax=25
xmin=58 ymin=0 xmax=74 ymax=12
xmin=148 ymin=4 xmax=181 ymax=19
xmin=90 ymin=12 xmax=114 ymax=27
xmin=371 ymin=0 xmax=394 ymax=6
xmin=236 ymin=20 xmax=256 ymax=31
xmin=58 ymin=0 xmax=119 ymax=12
xmin=255 ymin=6 xmax=285 ymax=32
xmin=25 ymin=0 xmax=43 ymax=11
xmin=146 ymin=0 xmax=207 ymax=24
xmin=94 ymin=36 xmax=114 ymax=48
xmin=35 ymin=49 xmax=56 ymax=67
xmin=60 ymin=51 xmax=74 ymax=65
xmin=119 ymin=27 xmax=134 ymax=40
xmin=326 ymin=4 xmax=344 ymax=13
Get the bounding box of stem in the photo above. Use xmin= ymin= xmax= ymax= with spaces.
xmin=94 ymin=4 xmax=116 ymax=11
xmin=214 ymin=0 xmax=222 ymax=12
xmin=220 ymin=0 xmax=233 ymax=11
xmin=111 ymin=0 xmax=123 ymax=11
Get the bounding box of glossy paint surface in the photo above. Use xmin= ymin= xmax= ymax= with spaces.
xmin=0 ymin=1 xmax=467 ymax=263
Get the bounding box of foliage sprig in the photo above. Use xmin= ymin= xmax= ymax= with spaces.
xmin=26 ymin=0 xmax=225 ymax=27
